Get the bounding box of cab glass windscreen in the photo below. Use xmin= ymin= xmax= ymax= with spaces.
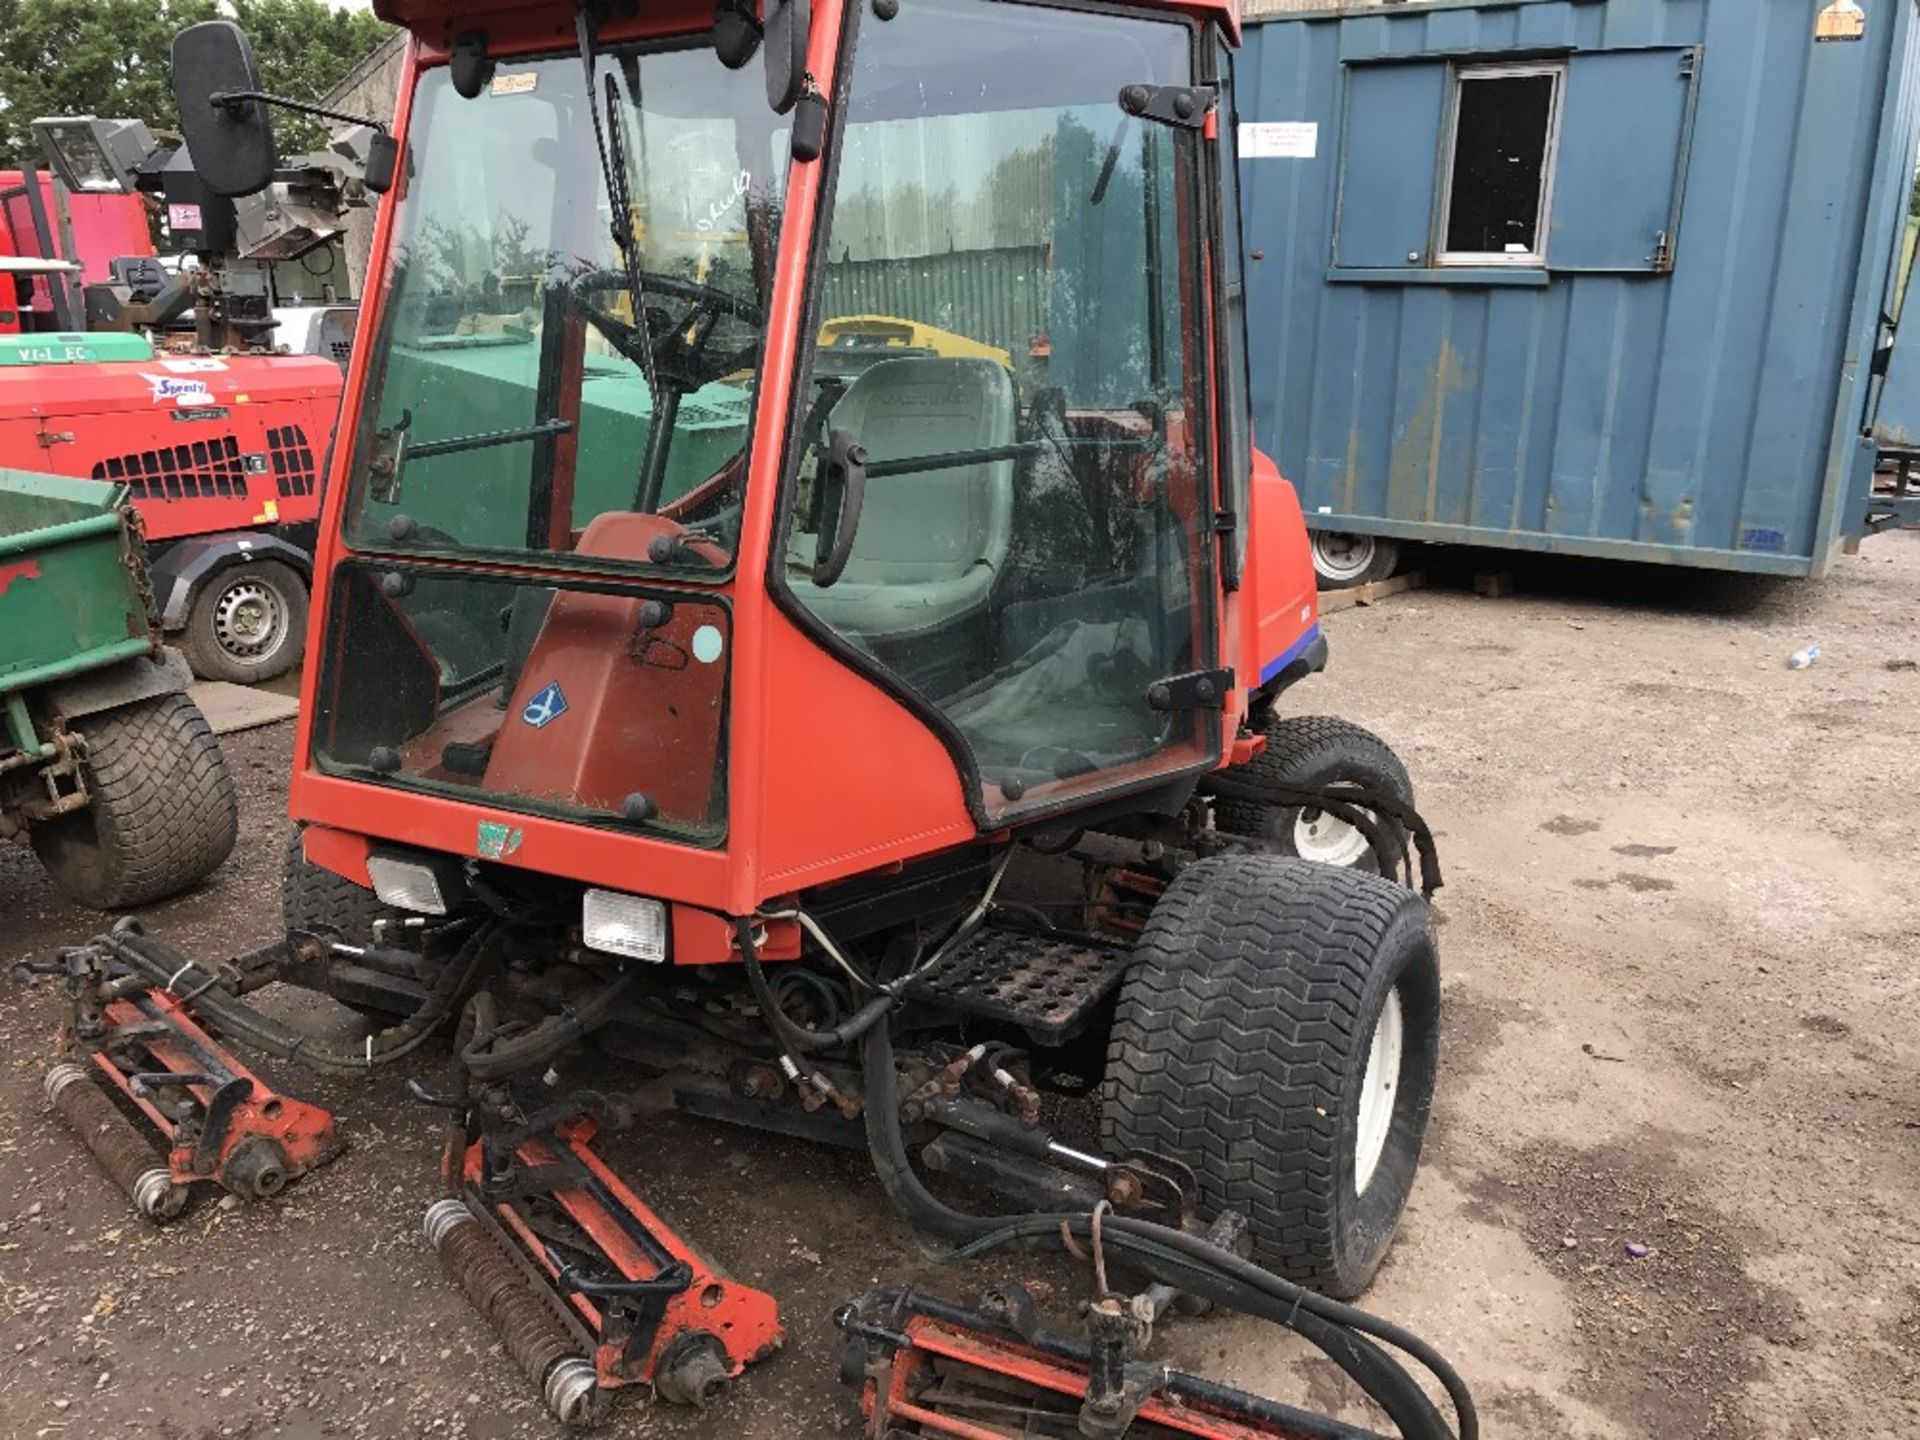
xmin=340 ymin=40 xmax=785 ymax=578
xmin=311 ymin=561 xmax=730 ymax=843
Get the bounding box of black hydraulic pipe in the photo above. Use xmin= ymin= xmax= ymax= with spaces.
xmin=459 ymin=963 xmax=645 ymax=1081
xmin=839 ymin=1289 xmax=1384 ymax=1440
xmin=857 ymin=1021 xmax=1474 ymax=1440
xmin=98 ymin=927 xmax=484 ymax=1077
xmin=735 ymin=917 xmax=892 ymax=1055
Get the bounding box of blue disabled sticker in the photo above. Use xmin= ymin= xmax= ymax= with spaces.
xmin=522 ymin=680 xmax=569 ymax=728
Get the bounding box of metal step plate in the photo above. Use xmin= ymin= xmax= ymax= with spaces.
xmin=905 ymin=929 xmax=1134 ymax=1043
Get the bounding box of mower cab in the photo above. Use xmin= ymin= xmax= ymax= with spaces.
xmin=125 ymin=1 xmax=1468 ymax=1432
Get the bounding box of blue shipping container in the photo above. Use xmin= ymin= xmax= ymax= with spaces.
xmin=1235 ymin=0 xmax=1920 ymax=577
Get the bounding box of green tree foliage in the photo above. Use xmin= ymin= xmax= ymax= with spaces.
xmin=0 ymin=0 xmax=392 ymax=166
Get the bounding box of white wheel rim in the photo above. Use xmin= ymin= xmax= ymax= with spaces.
xmin=1355 ymin=987 xmax=1404 ymax=1195
xmin=1292 ymin=805 xmax=1374 ymax=867
xmin=1311 ymin=531 xmax=1376 ymax=583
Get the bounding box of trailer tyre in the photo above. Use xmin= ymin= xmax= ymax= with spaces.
xmin=31 ymin=692 xmax=238 ymax=910
xmin=180 ymin=560 xmax=308 ymax=685
xmin=1216 ymin=716 xmax=1414 ymax=876
xmin=1103 ymin=855 xmax=1440 ymax=1299
xmin=282 ymin=824 xmax=402 ymax=945
xmin=1310 ymin=531 xmax=1399 ymax=590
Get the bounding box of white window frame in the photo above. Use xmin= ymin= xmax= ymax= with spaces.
xmin=1435 ymin=61 xmax=1566 ymax=268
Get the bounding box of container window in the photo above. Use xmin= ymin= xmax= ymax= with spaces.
xmin=1438 ymin=65 xmax=1563 ymax=267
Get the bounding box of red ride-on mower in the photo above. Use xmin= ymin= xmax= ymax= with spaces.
xmin=53 ymin=2 xmax=1472 ymax=1434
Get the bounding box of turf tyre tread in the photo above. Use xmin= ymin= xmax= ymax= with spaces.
xmin=31 ymin=692 xmax=238 ymax=909
xmin=1215 ymin=715 xmax=1413 ymax=872
xmin=1102 ymin=854 xmax=1439 ymax=1299
xmin=282 ymin=824 xmax=400 ymax=944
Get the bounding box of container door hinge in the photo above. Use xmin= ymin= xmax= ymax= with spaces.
xmin=37 ymin=430 xmax=75 ymax=448
xmin=1146 ymin=668 xmax=1234 ymax=712
xmin=1679 ymin=50 xmax=1698 ymax=78
xmin=1651 ymin=230 xmax=1673 ymax=272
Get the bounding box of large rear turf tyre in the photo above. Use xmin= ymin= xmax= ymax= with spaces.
xmin=282 ymin=823 xmax=399 ymax=944
xmin=30 ymin=692 xmax=238 ymax=910
xmin=1215 ymin=715 xmax=1414 ymax=877
xmin=1102 ymin=854 xmax=1440 ymax=1299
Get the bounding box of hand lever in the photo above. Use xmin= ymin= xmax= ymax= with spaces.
xmin=812 ymin=427 xmax=868 ymax=588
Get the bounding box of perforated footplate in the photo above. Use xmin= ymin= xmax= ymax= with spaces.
xmin=905 ymin=929 xmax=1135 ymax=1043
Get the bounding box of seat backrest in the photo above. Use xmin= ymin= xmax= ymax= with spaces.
xmin=828 ymin=356 xmax=1015 ymax=585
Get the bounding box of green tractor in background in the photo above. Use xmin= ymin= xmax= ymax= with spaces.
xmin=1 ymin=471 xmax=236 ymax=908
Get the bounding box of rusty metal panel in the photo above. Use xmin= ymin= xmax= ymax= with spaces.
xmin=1238 ymin=0 xmax=1920 ymax=574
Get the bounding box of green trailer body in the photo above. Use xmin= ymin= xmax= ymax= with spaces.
xmin=0 ymin=468 xmax=237 ymax=909
xmin=0 ymin=471 xmax=156 ymax=756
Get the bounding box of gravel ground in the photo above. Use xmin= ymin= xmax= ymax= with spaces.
xmin=3 ymin=531 xmax=1918 ymax=1440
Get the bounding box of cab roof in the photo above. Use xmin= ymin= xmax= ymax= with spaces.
xmin=373 ymin=0 xmax=1239 ymax=49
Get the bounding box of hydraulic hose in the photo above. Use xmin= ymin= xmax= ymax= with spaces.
xmin=98 ymin=924 xmax=490 ymax=1077
xmin=459 ymin=960 xmax=645 ymax=1081
xmin=857 ymin=1020 xmax=1477 ymax=1440
xmin=737 ymin=918 xmax=893 ymax=1055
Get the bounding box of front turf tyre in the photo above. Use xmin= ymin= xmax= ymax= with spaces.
xmin=30 ymin=693 xmax=238 ymax=910
xmin=179 ymin=560 xmax=308 ymax=684
xmin=1215 ymin=716 xmax=1414 ymax=876
xmin=283 ymin=824 xmax=402 ymax=945
xmin=1102 ymin=855 xmax=1440 ymax=1299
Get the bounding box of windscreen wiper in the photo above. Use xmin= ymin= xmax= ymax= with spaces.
xmin=576 ymin=4 xmax=659 ymax=403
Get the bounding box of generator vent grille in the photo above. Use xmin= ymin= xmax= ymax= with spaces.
xmin=267 ymin=424 xmax=317 ymax=497
xmin=93 ymin=434 xmax=250 ymax=501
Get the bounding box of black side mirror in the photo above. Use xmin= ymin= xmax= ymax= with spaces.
xmin=172 ymin=21 xmax=275 ymax=197
xmin=763 ymin=0 xmax=810 ymax=115
xmin=363 ymin=132 xmax=399 ymax=195
xmin=714 ymin=0 xmax=762 ymax=70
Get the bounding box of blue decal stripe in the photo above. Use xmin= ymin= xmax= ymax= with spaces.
xmin=1256 ymin=625 xmax=1322 ymax=688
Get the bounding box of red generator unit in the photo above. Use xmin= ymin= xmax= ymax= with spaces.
xmin=0 ymin=331 xmax=339 ymax=682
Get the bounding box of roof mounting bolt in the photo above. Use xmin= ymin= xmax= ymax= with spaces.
xmin=871 ymin=0 xmax=899 ymax=17
xmin=1174 ymin=91 xmax=1196 ymax=120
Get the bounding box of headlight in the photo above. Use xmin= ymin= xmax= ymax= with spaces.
xmin=582 ymin=889 xmax=667 ymax=963
xmin=366 ymin=855 xmax=449 ymax=916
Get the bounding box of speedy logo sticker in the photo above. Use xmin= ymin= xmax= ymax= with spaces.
xmin=476 ymin=822 xmax=524 ymax=860
xmin=521 ymin=680 xmax=568 ymax=728
xmin=142 ymin=373 xmax=214 ymax=406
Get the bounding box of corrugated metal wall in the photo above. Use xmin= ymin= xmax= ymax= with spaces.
xmin=1237 ymin=0 xmax=1920 ymax=574
xmin=822 ymin=246 xmax=1048 ymax=358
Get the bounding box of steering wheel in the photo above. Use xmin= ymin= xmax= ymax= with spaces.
xmin=569 ymin=269 xmax=764 ymax=393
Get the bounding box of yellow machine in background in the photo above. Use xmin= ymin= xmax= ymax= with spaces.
xmin=815 ymin=314 xmax=1012 ymax=376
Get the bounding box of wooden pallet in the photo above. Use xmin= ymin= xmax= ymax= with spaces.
xmin=1316 ymin=570 xmax=1427 ymax=615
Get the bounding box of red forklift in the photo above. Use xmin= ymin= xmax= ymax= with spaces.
xmin=32 ymin=2 xmax=1475 ymax=1435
